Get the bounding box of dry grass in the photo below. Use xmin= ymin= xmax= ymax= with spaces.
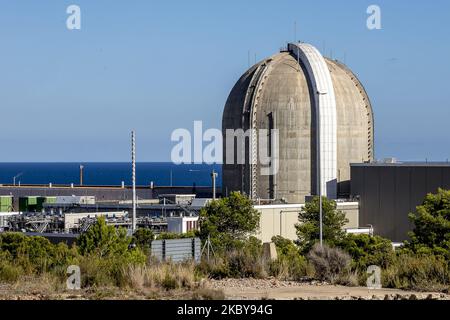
xmin=382 ymin=254 xmax=450 ymax=292
xmin=124 ymin=261 xmax=199 ymax=291
xmin=0 ymin=260 xmax=211 ymax=300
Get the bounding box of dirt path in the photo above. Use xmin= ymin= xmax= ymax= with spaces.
xmin=206 ymin=279 xmax=450 ymax=300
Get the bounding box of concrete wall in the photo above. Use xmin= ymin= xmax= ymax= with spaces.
xmin=350 ymin=163 xmax=450 ymax=242
xmin=255 ymin=202 xmax=359 ymax=242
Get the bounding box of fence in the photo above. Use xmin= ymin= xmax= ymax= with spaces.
xmin=151 ymin=237 xmax=201 ymax=263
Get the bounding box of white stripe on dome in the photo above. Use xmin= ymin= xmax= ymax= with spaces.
xmin=288 ymin=43 xmax=337 ymax=199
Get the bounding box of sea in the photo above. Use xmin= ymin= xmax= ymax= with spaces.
xmin=0 ymin=163 xmax=222 ymax=187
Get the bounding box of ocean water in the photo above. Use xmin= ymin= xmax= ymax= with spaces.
xmin=0 ymin=163 xmax=221 ymax=187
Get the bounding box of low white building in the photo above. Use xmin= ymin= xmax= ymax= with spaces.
xmin=167 ymin=216 xmax=199 ymax=234
xmin=255 ymin=202 xmax=359 ymax=242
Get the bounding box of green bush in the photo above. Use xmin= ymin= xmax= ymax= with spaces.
xmin=337 ymin=234 xmax=395 ymax=270
xmin=156 ymin=231 xmax=196 ymax=240
xmin=270 ymin=236 xmax=308 ymax=280
xmin=405 ymin=188 xmax=450 ymax=261
xmin=0 ymin=260 xmax=23 ymax=283
xmin=0 ymin=222 xmax=145 ymax=289
xmin=77 ymin=216 xmax=132 ymax=257
xmin=161 ymin=273 xmax=178 ymax=290
xmin=132 ymin=228 xmax=154 ymax=253
xmin=0 ymin=232 xmax=77 ymax=275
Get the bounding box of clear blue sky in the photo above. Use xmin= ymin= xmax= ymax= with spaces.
xmin=0 ymin=0 xmax=449 ymax=162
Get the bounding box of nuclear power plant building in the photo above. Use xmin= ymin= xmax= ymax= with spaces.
xmin=222 ymin=42 xmax=374 ymax=203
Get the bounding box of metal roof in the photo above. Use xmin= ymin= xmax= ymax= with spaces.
xmin=351 ymin=162 xmax=450 ymax=167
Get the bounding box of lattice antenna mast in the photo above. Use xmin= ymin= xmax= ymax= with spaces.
xmin=131 ymin=130 xmax=137 ymax=232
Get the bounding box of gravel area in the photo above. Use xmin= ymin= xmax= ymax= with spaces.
xmin=206 ymin=278 xmax=450 ymax=300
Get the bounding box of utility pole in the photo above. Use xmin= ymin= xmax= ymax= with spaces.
xmin=211 ymin=170 xmax=218 ymax=200
xmin=316 ymin=91 xmax=327 ymax=247
xmin=319 ymin=190 xmax=323 ymax=247
xmin=131 ymin=131 xmax=137 ymax=233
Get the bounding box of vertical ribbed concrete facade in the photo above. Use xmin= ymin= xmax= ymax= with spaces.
xmin=222 ymin=43 xmax=374 ymax=203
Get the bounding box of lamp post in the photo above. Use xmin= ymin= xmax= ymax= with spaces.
xmin=316 ymin=90 xmax=328 ymax=248
xmin=211 ymin=170 xmax=218 ymax=200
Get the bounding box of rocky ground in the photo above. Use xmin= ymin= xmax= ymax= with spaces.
xmin=1 ymin=279 xmax=449 ymax=300
xmin=206 ymin=278 xmax=450 ymax=300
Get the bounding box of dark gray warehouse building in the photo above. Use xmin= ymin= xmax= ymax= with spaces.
xmin=350 ymin=162 xmax=450 ymax=242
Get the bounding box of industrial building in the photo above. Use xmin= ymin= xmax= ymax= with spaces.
xmin=222 ymin=42 xmax=373 ymax=203
xmin=0 ymin=185 xmax=210 ymax=236
xmin=350 ymin=161 xmax=450 ymax=242
xmin=1 ymin=41 xmax=448 ymax=245
xmin=220 ymin=41 xmax=373 ymax=242
xmin=221 ymin=41 xmax=449 ymax=243
xmin=0 ymin=184 xmax=219 ymax=212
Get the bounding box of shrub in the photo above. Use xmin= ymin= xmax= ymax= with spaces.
xmin=307 ymin=243 xmax=351 ymax=284
xmin=156 ymin=231 xmax=196 ymax=240
xmin=196 ymin=237 xmax=265 ymax=279
xmin=227 ymin=249 xmax=265 ymax=278
xmin=268 ymin=255 xmax=309 ymax=281
xmin=132 ymin=228 xmax=154 ymax=253
xmin=405 ymin=188 xmax=450 ymax=261
xmin=270 ymin=236 xmax=308 ymax=280
xmin=196 ymin=257 xmax=230 ymax=279
xmin=337 ymin=234 xmax=395 ymax=270
xmin=76 ymin=216 xmax=131 ymax=257
xmin=0 ymin=260 xmax=23 ymax=283
xmin=161 ymin=273 xmax=178 ymax=290
xmin=382 ymin=254 xmax=450 ymax=292
xmin=0 ymin=232 xmax=77 ymax=275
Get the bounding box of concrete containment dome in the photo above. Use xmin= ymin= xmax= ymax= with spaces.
xmin=222 ymin=42 xmax=374 ymax=203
